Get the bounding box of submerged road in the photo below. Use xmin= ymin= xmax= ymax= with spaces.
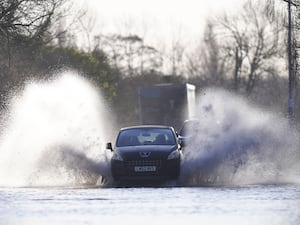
xmin=0 ymin=184 xmax=299 ymax=225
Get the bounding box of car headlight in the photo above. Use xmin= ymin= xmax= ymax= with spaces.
xmin=112 ymin=152 xmax=123 ymax=161
xmin=167 ymin=150 xmax=180 ymax=160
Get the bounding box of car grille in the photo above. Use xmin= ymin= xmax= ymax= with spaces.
xmin=125 ymin=160 xmax=162 ymax=167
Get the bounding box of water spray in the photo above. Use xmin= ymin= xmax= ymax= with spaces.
xmin=0 ymin=71 xmax=114 ymax=187
xmin=180 ymin=88 xmax=300 ymax=186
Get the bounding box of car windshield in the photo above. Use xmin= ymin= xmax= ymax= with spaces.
xmin=116 ymin=128 xmax=176 ymax=147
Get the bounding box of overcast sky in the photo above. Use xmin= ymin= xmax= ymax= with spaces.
xmin=75 ymin=0 xmax=246 ymax=49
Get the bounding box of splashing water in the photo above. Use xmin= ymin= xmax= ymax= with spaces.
xmin=0 ymin=71 xmax=113 ymax=187
xmin=2 ymin=79 xmax=299 ymax=188
xmin=180 ymin=88 xmax=300 ymax=186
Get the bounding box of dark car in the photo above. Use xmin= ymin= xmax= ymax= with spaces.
xmin=178 ymin=119 xmax=200 ymax=147
xmin=106 ymin=125 xmax=181 ymax=184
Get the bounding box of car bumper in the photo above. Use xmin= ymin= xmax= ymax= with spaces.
xmin=111 ymin=159 xmax=180 ymax=182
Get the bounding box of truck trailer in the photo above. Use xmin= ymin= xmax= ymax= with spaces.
xmin=138 ymin=83 xmax=196 ymax=131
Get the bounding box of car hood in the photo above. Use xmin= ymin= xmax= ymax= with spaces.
xmin=115 ymin=145 xmax=178 ymax=160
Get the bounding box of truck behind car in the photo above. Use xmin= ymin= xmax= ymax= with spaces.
xmin=138 ymin=83 xmax=196 ymax=131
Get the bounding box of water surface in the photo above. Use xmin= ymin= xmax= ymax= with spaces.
xmin=1 ymin=185 xmax=299 ymax=225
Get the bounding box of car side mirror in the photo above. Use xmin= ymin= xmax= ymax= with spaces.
xmin=178 ymin=138 xmax=184 ymax=147
xmin=106 ymin=142 xmax=113 ymax=151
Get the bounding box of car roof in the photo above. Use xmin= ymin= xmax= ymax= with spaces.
xmin=120 ymin=125 xmax=174 ymax=131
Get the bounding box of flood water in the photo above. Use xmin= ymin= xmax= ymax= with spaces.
xmin=0 ymin=74 xmax=300 ymax=225
xmin=1 ymin=185 xmax=300 ymax=225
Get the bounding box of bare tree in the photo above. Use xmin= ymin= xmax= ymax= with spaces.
xmin=171 ymin=39 xmax=185 ymax=76
xmin=98 ymin=34 xmax=162 ymax=77
xmin=186 ymin=20 xmax=229 ymax=85
xmin=77 ymin=12 xmax=97 ymax=52
xmin=163 ymin=27 xmax=186 ymax=77
xmin=0 ymin=0 xmax=68 ymax=104
xmin=0 ymin=0 xmax=68 ymax=64
xmin=0 ymin=0 xmax=68 ymax=41
xmin=218 ymin=0 xmax=284 ymax=95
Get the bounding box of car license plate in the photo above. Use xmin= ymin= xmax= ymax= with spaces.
xmin=134 ymin=166 xmax=156 ymax=172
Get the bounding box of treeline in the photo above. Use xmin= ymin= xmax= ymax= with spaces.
xmin=0 ymin=0 xmax=119 ymax=103
xmin=0 ymin=0 xmax=300 ymax=127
